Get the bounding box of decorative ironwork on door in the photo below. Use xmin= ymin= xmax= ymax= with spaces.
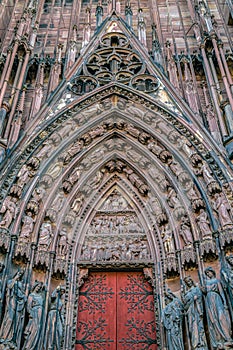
xmin=76 ymin=271 xmax=157 ymax=349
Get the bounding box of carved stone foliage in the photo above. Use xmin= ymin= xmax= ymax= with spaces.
xmin=70 ymin=32 xmax=160 ymax=95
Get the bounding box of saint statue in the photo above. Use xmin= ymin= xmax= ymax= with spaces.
xmin=221 ymin=254 xmax=233 ymax=308
xmin=181 ymin=276 xmax=208 ymax=349
xmin=196 ymin=209 xmax=212 ymax=238
xmin=162 ymin=290 xmax=184 ymax=350
xmin=44 ymin=286 xmax=65 ymax=350
xmin=0 ymin=270 xmax=26 ymax=346
xmin=23 ymin=281 xmax=46 ymax=350
xmin=202 ymin=267 xmax=233 ymax=349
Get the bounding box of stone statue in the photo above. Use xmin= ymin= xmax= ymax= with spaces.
xmin=19 ymin=212 xmax=35 ymax=242
xmin=23 ymin=281 xmax=46 ymax=350
xmin=221 ymin=254 xmax=233 ymax=308
xmin=57 ymin=228 xmax=68 ymax=256
xmin=202 ymin=267 xmax=233 ymax=349
xmin=181 ymin=276 xmax=208 ymax=349
xmin=213 ymin=193 xmax=232 ymax=229
xmin=161 ymin=224 xmax=174 ymax=253
xmin=0 ymin=270 xmax=26 ymax=345
xmin=0 ymin=197 xmax=17 ymax=229
xmin=179 ymin=217 xmax=193 ymax=246
xmin=196 ymin=209 xmax=212 ymax=238
xmin=38 ymin=222 xmax=53 ymax=250
xmin=162 ymin=291 xmax=184 ymax=350
xmin=44 ymin=286 xmax=65 ymax=350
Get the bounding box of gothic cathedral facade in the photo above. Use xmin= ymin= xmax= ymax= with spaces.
xmin=0 ymin=0 xmax=233 ymax=349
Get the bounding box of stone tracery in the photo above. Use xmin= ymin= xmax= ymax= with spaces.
xmin=0 ymin=10 xmax=233 ymax=350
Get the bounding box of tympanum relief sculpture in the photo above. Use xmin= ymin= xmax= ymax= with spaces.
xmin=80 ymin=190 xmax=151 ymax=263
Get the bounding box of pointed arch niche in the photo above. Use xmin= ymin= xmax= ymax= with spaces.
xmin=0 ymin=87 xmax=233 ymax=350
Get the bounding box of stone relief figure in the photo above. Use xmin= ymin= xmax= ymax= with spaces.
xmin=57 ymin=228 xmax=68 ymax=256
xmin=162 ymin=291 xmax=184 ymax=350
xmin=44 ymin=286 xmax=65 ymax=350
xmin=23 ymin=281 xmax=46 ymax=350
xmin=213 ymin=193 xmax=232 ymax=229
xmin=38 ymin=222 xmax=53 ymax=250
xmin=19 ymin=212 xmax=35 ymax=242
xmin=179 ymin=217 xmax=193 ymax=246
xmin=161 ymin=224 xmax=174 ymax=253
xmin=71 ymin=193 xmax=84 ymax=214
xmin=181 ymin=276 xmax=208 ymax=350
xmin=196 ymin=209 xmax=212 ymax=238
xmin=0 ymin=197 xmax=17 ymax=229
xmin=221 ymin=255 xmax=233 ymax=307
xmin=0 ymin=270 xmax=26 ymax=345
xmin=63 ymin=140 xmax=84 ymax=164
xmin=202 ymin=267 xmax=233 ymax=349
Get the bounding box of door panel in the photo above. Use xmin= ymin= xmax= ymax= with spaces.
xmin=76 ymin=271 xmax=157 ymax=350
xmin=117 ymin=272 xmax=157 ymax=350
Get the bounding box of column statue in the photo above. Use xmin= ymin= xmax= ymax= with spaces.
xmin=0 ymin=270 xmax=26 ymax=346
xmin=181 ymin=276 xmax=208 ymax=349
xmin=22 ymin=281 xmax=46 ymax=350
xmin=44 ymin=286 xmax=65 ymax=350
xmin=221 ymin=254 xmax=233 ymax=307
xmin=162 ymin=290 xmax=184 ymax=350
xmin=202 ymin=267 xmax=233 ymax=349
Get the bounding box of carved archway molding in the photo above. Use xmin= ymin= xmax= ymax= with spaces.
xmin=0 ymin=86 xmax=233 ymax=349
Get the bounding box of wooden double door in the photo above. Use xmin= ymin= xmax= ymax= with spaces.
xmin=76 ymin=271 xmax=157 ymax=350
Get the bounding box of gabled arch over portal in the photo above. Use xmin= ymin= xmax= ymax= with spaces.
xmin=0 ymin=10 xmax=233 ymax=350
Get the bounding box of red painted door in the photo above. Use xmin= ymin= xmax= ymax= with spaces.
xmin=76 ymin=271 xmax=157 ymax=350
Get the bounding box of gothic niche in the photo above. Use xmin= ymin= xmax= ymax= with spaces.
xmin=69 ymin=32 xmax=160 ymax=94
xmin=80 ymin=189 xmax=151 ymax=263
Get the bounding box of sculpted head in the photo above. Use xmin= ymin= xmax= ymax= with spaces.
xmin=183 ymin=276 xmax=194 ymax=288
xmin=204 ymin=267 xmax=216 ymax=279
xmin=226 ymin=254 xmax=233 ymax=266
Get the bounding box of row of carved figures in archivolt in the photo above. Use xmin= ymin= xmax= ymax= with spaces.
xmin=7 ymin=116 xmax=224 ymax=201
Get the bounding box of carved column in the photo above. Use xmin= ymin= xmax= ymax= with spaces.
xmin=218 ymin=41 xmax=233 ymax=94
xmin=30 ymin=61 xmax=45 ymax=118
xmin=211 ymin=34 xmax=233 ymax=111
xmin=0 ymin=41 xmax=19 ymax=107
xmin=4 ymin=50 xmax=30 ymax=139
xmin=64 ymin=262 xmax=79 ymax=350
xmin=0 ymin=48 xmax=12 ymax=91
xmin=201 ymin=81 xmax=222 ymax=144
xmin=0 ymin=101 xmax=10 ymax=138
xmin=200 ymin=44 xmax=228 ymax=137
